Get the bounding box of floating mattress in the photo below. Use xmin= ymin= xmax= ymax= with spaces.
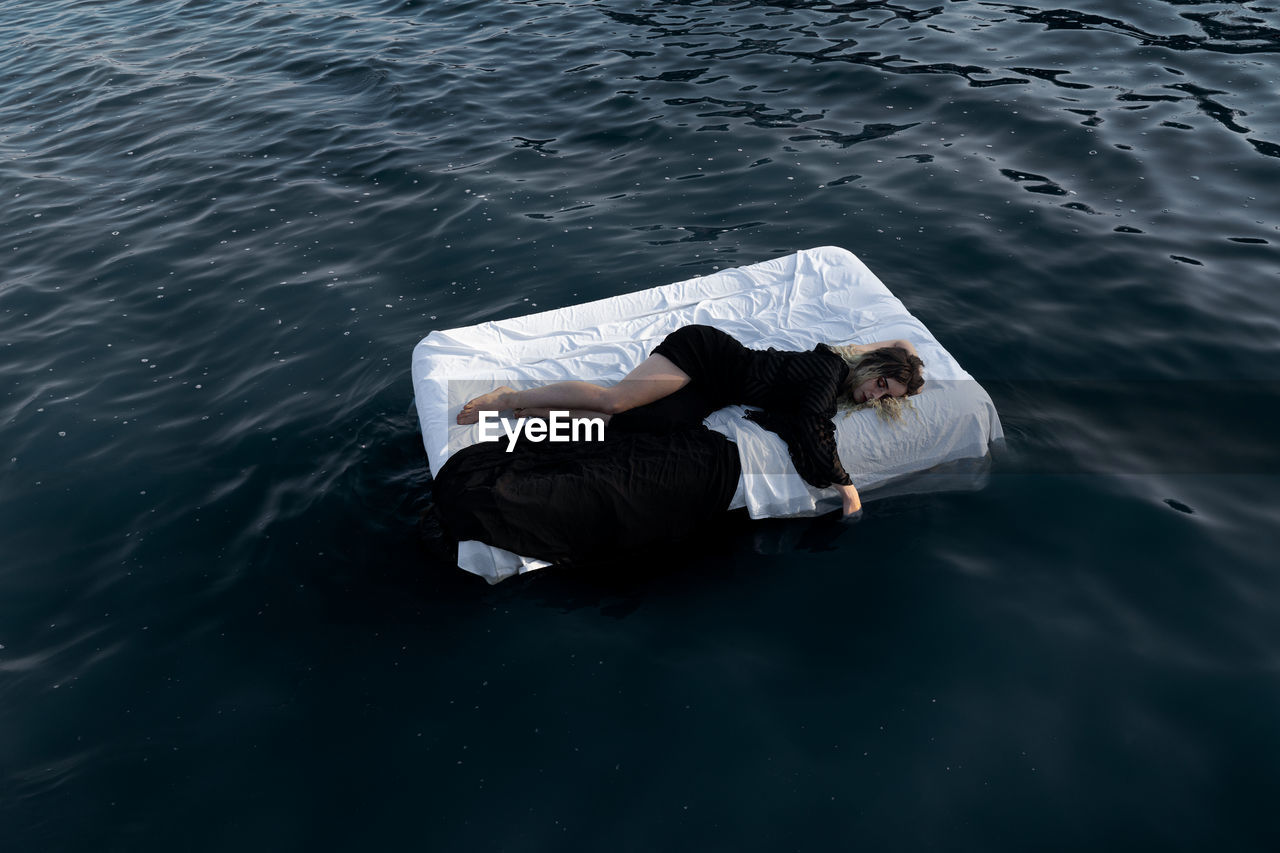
xmin=411 ymin=246 xmax=1003 ymax=583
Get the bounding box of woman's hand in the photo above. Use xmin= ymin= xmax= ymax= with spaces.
xmin=837 ymin=483 xmax=862 ymax=518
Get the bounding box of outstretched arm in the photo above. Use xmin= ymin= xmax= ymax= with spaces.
xmin=742 ymin=409 xmax=857 ymax=499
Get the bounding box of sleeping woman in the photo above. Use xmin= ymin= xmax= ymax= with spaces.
xmin=456 ymin=324 xmax=925 ymax=518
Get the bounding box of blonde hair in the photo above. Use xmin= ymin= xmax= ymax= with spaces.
xmin=827 ymin=344 xmax=925 ymax=422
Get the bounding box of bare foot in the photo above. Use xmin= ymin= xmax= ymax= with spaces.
xmin=457 ymin=385 xmax=516 ymax=424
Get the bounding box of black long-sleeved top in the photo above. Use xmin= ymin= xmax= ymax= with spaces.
xmin=644 ymin=325 xmax=853 ymax=489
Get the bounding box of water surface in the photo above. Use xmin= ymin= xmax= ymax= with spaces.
xmin=3 ymin=1 xmax=1279 ymax=849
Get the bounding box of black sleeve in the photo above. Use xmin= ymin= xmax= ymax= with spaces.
xmin=742 ymin=409 xmax=853 ymax=489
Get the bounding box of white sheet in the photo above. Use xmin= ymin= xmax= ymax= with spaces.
xmin=412 ymin=246 xmax=1003 ymax=582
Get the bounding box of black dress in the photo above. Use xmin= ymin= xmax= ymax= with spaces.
xmin=430 ymin=324 xmax=849 ymax=565
xmin=432 ymin=425 xmax=741 ymax=564
xmin=614 ymin=324 xmax=853 ymax=489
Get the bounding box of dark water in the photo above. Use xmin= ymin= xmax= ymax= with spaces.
xmin=3 ymin=0 xmax=1279 ymax=849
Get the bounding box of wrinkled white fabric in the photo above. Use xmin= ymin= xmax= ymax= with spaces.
xmin=412 ymin=246 xmax=1003 ymax=582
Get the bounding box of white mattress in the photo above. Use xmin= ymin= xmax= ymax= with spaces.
xmin=412 ymin=246 xmax=1003 ymax=582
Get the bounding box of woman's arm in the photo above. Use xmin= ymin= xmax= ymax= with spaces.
xmin=742 ymin=408 xmax=858 ymax=502
xmin=847 ymin=338 xmax=918 ymax=356
xmin=837 ymin=483 xmax=862 ymax=516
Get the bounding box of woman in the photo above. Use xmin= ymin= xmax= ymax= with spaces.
xmin=456 ymin=325 xmax=925 ymax=518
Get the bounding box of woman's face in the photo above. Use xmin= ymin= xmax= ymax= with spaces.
xmin=853 ymin=375 xmax=909 ymax=404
